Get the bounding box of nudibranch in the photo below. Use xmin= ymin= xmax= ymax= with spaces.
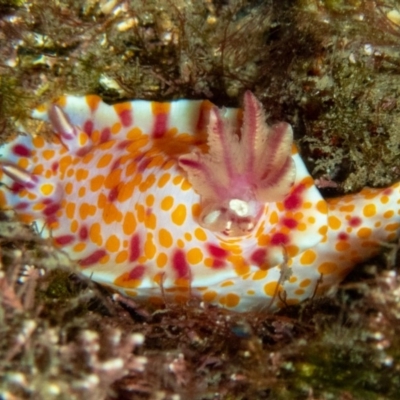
xmin=1 ymin=91 xmax=399 ymax=311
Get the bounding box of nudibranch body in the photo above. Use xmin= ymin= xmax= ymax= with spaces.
xmin=1 ymin=91 xmax=399 ymax=311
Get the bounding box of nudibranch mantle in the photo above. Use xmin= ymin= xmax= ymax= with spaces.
xmin=1 ymin=91 xmax=399 ymax=311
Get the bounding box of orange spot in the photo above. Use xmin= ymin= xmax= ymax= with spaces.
xmin=223 ymin=293 xmax=240 ymax=308
xmin=156 ymin=252 xmax=168 ymax=268
xmin=113 ymin=101 xmax=132 ymax=115
xmin=106 ymin=234 xmax=121 ymax=252
xmin=151 ymin=101 xmax=171 ymax=115
xmin=146 ymin=194 xmax=155 ymax=207
xmin=252 ymin=270 xmax=268 ymax=280
xmin=286 ymin=244 xmax=299 ymax=257
xmin=300 ymin=249 xmax=316 ymax=265
xmin=335 ymin=241 xmax=350 ymax=251
xmin=86 ymin=95 xmax=101 ymax=112
xmin=70 ymin=220 xmax=79 ymax=233
xmin=300 ymin=176 xmax=314 ymax=188
xmin=363 ymin=203 xmax=376 ymax=217
xmin=17 ymin=158 xmax=29 ymax=169
xmin=264 ymin=281 xmax=282 ymax=297
xmin=43 ymin=150 xmax=55 ymax=160
xmin=144 ymin=212 xmax=156 ymax=230
xmin=187 ymin=248 xmax=203 ymax=264
xmin=103 ymin=202 xmax=122 ymax=224
xmin=89 ymin=222 xmax=103 ymax=245
xmin=118 ymin=180 xmax=136 ymax=202
xmin=123 ymin=212 xmax=136 ymax=235
xmin=97 ymin=154 xmax=113 ymax=168
xmin=104 ymin=169 xmax=122 ymax=189
xmin=73 ymin=242 xmax=86 ymax=252
xmin=357 ymin=227 xmax=372 ymax=238
xmin=328 ymin=215 xmax=341 ymax=230
xmin=78 ymin=132 xmax=89 ymax=146
xmin=114 ymin=272 xmax=142 ymax=288
xmin=299 ymin=278 xmax=311 ymax=288
xmin=116 ymin=250 xmax=128 ymax=263
xmin=194 ymin=228 xmax=207 ymax=241
xmin=385 ymin=222 xmax=400 ymax=232
xmin=90 ymin=175 xmax=105 ymax=192
xmin=192 ymin=203 xmax=201 ymax=218
xmin=184 ymin=232 xmax=192 ymax=241
xmin=316 ymin=200 xmax=328 ymax=214
xmin=35 ymin=104 xmax=47 ymax=113
xmin=203 ymin=291 xmax=217 ymax=302
xmin=318 ymin=262 xmax=338 ymax=274
xmin=32 ymin=164 xmax=44 ymax=175
xmin=55 ymin=96 xmax=67 ymax=107
xmin=65 ymin=202 xmax=75 ymax=219
xmin=144 ymin=234 xmax=156 ymax=259
xmin=339 ymin=204 xmax=355 ymax=212
xmin=380 ymin=195 xmax=389 ymax=204
xmin=76 ymin=168 xmax=89 ymax=181
xmin=171 ymin=204 xmax=187 ymax=226
xmin=232 ymin=257 xmax=250 ymax=276
xmin=384 ymin=210 xmax=394 ymax=218
xmin=318 ymin=225 xmax=328 ymax=235
xmin=127 ymin=127 xmax=143 ymax=140
xmin=269 ymin=211 xmax=279 ymax=224
xmin=181 ymin=180 xmax=192 ymax=190
xmin=161 ymin=196 xmax=174 ymax=211
xmin=111 ymin=122 xmax=122 ymax=134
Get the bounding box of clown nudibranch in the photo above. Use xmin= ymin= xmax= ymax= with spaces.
xmin=1 ymin=91 xmax=399 ymax=311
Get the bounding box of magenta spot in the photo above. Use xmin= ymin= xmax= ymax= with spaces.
xmin=271 ymin=232 xmax=289 ymax=246
xmin=10 ymin=182 xmax=25 ymax=193
xmin=129 ymin=234 xmax=141 ymax=262
xmin=383 ymin=188 xmax=393 ymax=195
xmin=172 ymin=249 xmax=191 ymax=279
xmin=51 ymin=162 xmax=59 ymax=172
xmin=79 ymin=226 xmax=88 ymax=240
xmin=54 ymin=235 xmax=75 ymax=245
xmin=110 ymin=159 xmax=121 ymax=170
xmin=338 ymin=232 xmax=349 ymax=241
xmin=207 ymin=244 xmax=228 ymax=259
xmin=128 ymin=265 xmax=145 ymax=280
xmin=80 ymin=249 xmax=107 ymax=267
xmin=119 ymin=109 xmax=133 ymax=127
xmin=283 ymin=184 xmax=307 ymax=210
xmin=100 ymin=128 xmax=111 ymax=143
xmin=43 ymin=203 xmax=60 ymax=216
xmin=42 ymin=198 xmax=52 ymax=205
xmin=137 ymin=158 xmax=152 ymax=173
xmin=13 ymin=144 xmax=31 ymax=157
xmin=15 ymin=202 xmax=29 ymax=210
xmin=348 ymin=217 xmax=362 ymax=227
xmin=117 ymin=140 xmax=130 ymax=150
xmin=83 ymin=120 xmax=94 ymax=135
xmin=283 ymin=194 xmax=302 ymax=210
xmin=152 ymin=113 xmax=168 ymax=138
xmin=211 ymin=259 xmax=226 ymax=269
xmin=282 ymin=218 xmax=298 ymax=229
xmin=250 ymin=248 xmax=267 ymax=266
xmin=108 ymin=187 xmax=119 ymax=202
xmin=178 ymin=158 xmax=201 ymax=169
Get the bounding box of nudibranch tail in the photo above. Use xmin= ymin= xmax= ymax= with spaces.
xmin=179 ymin=90 xmax=295 ymax=237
